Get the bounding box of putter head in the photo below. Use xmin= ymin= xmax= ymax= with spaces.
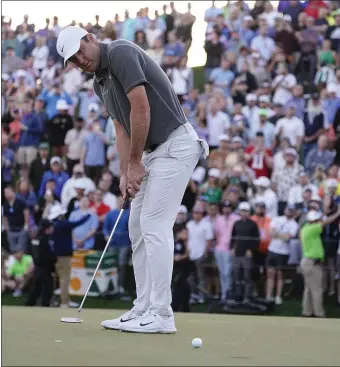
xmin=60 ymin=317 xmax=83 ymax=323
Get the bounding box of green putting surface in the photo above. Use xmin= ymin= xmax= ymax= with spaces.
xmin=3 ymin=306 xmax=340 ymax=366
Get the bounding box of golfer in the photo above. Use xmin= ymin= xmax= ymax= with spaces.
xmin=56 ymin=27 xmax=208 ymax=334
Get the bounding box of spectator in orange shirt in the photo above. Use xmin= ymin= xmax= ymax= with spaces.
xmin=9 ymin=108 xmax=23 ymax=147
xmin=251 ymin=200 xmax=271 ymax=296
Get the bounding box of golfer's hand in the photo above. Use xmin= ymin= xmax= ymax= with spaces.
xmin=119 ymin=174 xmax=128 ymax=199
xmin=127 ymin=161 xmax=146 ymax=198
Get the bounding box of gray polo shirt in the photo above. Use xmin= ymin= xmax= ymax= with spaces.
xmin=93 ymin=40 xmax=186 ymax=150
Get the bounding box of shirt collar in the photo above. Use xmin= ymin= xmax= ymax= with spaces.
xmin=95 ymin=42 xmax=109 ymax=83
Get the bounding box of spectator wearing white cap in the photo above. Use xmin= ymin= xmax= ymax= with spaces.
xmin=251 ymin=25 xmax=276 ymax=62
xmin=31 ymin=37 xmax=49 ymax=75
xmin=60 ymin=164 xmax=96 ymax=208
xmin=208 ymin=134 xmax=229 ymax=170
xmin=242 ymin=93 xmax=259 ymax=126
xmin=239 ymin=15 xmax=256 ymax=47
xmin=260 ymin=2 xmax=280 ymax=27
xmin=249 ymin=110 xmax=276 ymax=149
xmin=206 ymin=100 xmax=231 ymax=149
xmin=230 ymin=201 xmax=260 ymax=302
xmin=62 ymin=62 xmax=84 ymax=99
xmin=272 ymin=63 xmax=297 ymax=106
xmin=66 ymin=177 xmax=87 ymax=217
xmin=272 ymin=148 xmax=304 ymax=215
xmin=199 ymin=168 xmax=222 ymax=204
xmin=173 ymin=205 xmax=189 ymax=237
xmin=275 ymin=104 xmax=305 ymax=150
xmin=47 ymin=99 xmax=73 ymax=157
xmin=323 ymin=84 xmax=340 ymax=128
xmin=245 ymin=131 xmax=273 ymax=178
xmin=266 ymin=204 xmax=299 ymax=305
xmin=38 ymin=156 xmax=70 ymax=200
xmin=215 ymin=201 xmax=240 ymax=302
xmin=252 ymin=176 xmax=278 ymax=218
xmin=77 ymin=79 xmax=101 ymax=121
xmin=305 ymin=135 xmax=336 ymax=175
xmin=288 ymin=171 xmax=318 ymax=207
xmin=300 ymin=207 xmax=340 ymax=317
xmin=187 ymin=205 xmax=214 ymax=297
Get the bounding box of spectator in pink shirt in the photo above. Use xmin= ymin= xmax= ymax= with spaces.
xmin=214 ymin=201 xmax=240 ymax=302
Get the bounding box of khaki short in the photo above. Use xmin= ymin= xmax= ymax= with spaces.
xmin=16 ymin=147 xmax=38 ymax=166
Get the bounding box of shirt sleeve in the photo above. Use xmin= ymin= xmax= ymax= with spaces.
xmin=108 ymin=44 xmax=147 ymax=95
xmin=204 ymin=221 xmax=214 ymax=241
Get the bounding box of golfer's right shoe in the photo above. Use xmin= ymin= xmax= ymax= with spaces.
xmin=101 ymin=308 xmax=143 ymax=330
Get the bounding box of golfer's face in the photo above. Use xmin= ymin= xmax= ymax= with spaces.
xmin=69 ymin=39 xmax=99 ymax=73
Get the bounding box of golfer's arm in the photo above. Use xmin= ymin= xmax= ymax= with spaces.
xmin=127 ymin=86 xmax=150 ymax=163
xmin=113 ymin=119 xmax=130 ymax=175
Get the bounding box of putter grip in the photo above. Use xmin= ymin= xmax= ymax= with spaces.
xmin=122 ymin=192 xmax=131 ymax=209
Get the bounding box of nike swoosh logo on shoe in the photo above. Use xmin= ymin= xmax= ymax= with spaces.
xmin=120 ymin=318 xmax=135 ymax=323
xmin=140 ymin=321 xmax=155 ymax=327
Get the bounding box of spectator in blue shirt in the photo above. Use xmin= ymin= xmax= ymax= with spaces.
xmin=305 ymin=135 xmax=336 ymax=175
xmin=69 ymin=197 xmax=98 ymax=250
xmin=163 ymin=31 xmax=185 ymax=64
xmin=286 ymin=84 xmax=305 ymax=119
xmin=39 ymin=156 xmax=69 ymax=199
xmin=22 ymin=29 xmax=36 ymax=59
xmin=17 ymin=99 xmax=43 ymax=170
xmin=239 ymin=15 xmax=256 ymax=47
xmin=1 ymin=134 xmax=15 ymax=188
xmin=209 ymin=57 xmax=235 ymax=96
xmin=38 ymin=82 xmax=73 ymax=119
xmin=323 ymin=85 xmax=340 ymax=127
xmin=82 ymin=120 xmax=107 ymax=184
xmin=103 ymin=194 xmax=131 ymax=295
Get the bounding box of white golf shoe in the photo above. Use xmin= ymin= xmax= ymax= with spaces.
xmin=119 ymin=309 xmax=177 ymax=334
xmin=101 ymin=308 xmax=143 ymax=330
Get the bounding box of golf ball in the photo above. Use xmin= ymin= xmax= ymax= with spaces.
xmin=192 ymin=338 xmax=202 ymax=348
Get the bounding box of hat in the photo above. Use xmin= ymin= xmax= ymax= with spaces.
xmin=56 ymin=26 xmax=88 ymax=65
xmin=274 ymin=102 xmax=283 ymax=107
xmin=56 ymin=99 xmax=69 ymax=111
xmin=231 ymin=136 xmax=243 ymax=143
xmin=191 ymin=166 xmax=206 ymax=184
xmin=283 ymin=14 xmax=292 ymax=22
xmin=16 ymin=69 xmax=27 ymax=78
xmin=306 ymin=210 xmax=322 ymax=222
xmin=254 ymin=176 xmax=271 ymax=188
xmin=310 ymin=195 xmax=322 ymax=202
xmin=223 ymin=201 xmax=232 ymax=207
xmin=244 ymin=15 xmax=253 ymax=21
xmin=219 ymin=134 xmax=230 ymax=142
xmin=275 ymin=13 xmax=284 ymax=19
xmin=39 ymin=142 xmax=49 ymax=150
xmin=74 ymin=178 xmax=87 ymax=190
xmin=233 ymin=114 xmax=244 ymax=122
xmin=2 ymin=73 xmax=10 ymax=81
xmin=256 ymin=131 xmax=264 ymax=137
xmin=246 ymin=93 xmax=257 ymax=102
xmin=312 ymin=92 xmax=320 ymax=100
xmin=286 ymin=204 xmax=296 ymax=211
xmin=299 ymin=171 xmax=308 ymax=177
xmin=284 ymin=148 xmax=297 ymax=157
xmin=258 ymin=95 xmax=270 ymax=103
xmin=326 ymin=178 xmax=338 ymax=188
xmin=50 ymin=156 xmax=62 ymax=165
xmin=254 ymin=199 xmax=266 ymax=207
xmin=327 ymin=83 xmax=337 ymax=93
xmin=88 ymin=103 xmax=99 ymax=113
xmin=238 ymin=202 xmax=251 ymax=211
xmin=192 ymin=205 xmax=204 ymax=213
xmin=178 ymin=205 xmax=188 ymax=214
xmin=251 ymin=52 xmax=260 ymax=59
xmin=208 ymin=168 xmax=220 ymax=179
xmin=258 ymin=108 xmax=268 ymax=117
xmin=48 ymin=203 xmax=67 ymax=221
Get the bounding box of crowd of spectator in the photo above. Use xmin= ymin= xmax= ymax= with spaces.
xmin=1 ymin=0 xmax=340 ymax=317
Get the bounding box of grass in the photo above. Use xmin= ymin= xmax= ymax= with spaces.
xmin=2 ymin=292 xmax=340 ymax=318
xmin=3 ymin=306 xmax=340 ymax=366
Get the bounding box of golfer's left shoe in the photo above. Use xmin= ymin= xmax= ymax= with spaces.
xmin=120 ymin=309 xmax=177 ymax=334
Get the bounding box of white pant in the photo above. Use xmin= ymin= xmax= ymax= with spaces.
xmin=129 ymin=123 xmax=208 ymax=316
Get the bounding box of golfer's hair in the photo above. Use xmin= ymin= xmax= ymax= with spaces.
xmin=81 ymin=35 xmax=90 ymax=43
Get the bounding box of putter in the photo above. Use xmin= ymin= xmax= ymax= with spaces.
xmin=61 ymin=194 xmax=130 ymax=324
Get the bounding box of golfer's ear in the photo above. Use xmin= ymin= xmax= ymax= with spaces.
xmin=87 ymin=33 xmax=96 ymax=42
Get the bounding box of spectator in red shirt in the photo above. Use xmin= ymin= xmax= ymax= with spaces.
xmin=304 ymin=0 xmax=329 ymax=20
xmin=244 ymin=132 xmax=273 ymax=178
xmin=89 ymin=189 xmax=110 ymax=229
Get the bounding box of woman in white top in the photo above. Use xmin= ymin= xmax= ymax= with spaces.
xmin=31 ymin=37 xmax=49 ymax=75
xmin=146 ymin=38 xmax=164 ymax=66
xmin=166 ymin=56 xmax=194 ymax=104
